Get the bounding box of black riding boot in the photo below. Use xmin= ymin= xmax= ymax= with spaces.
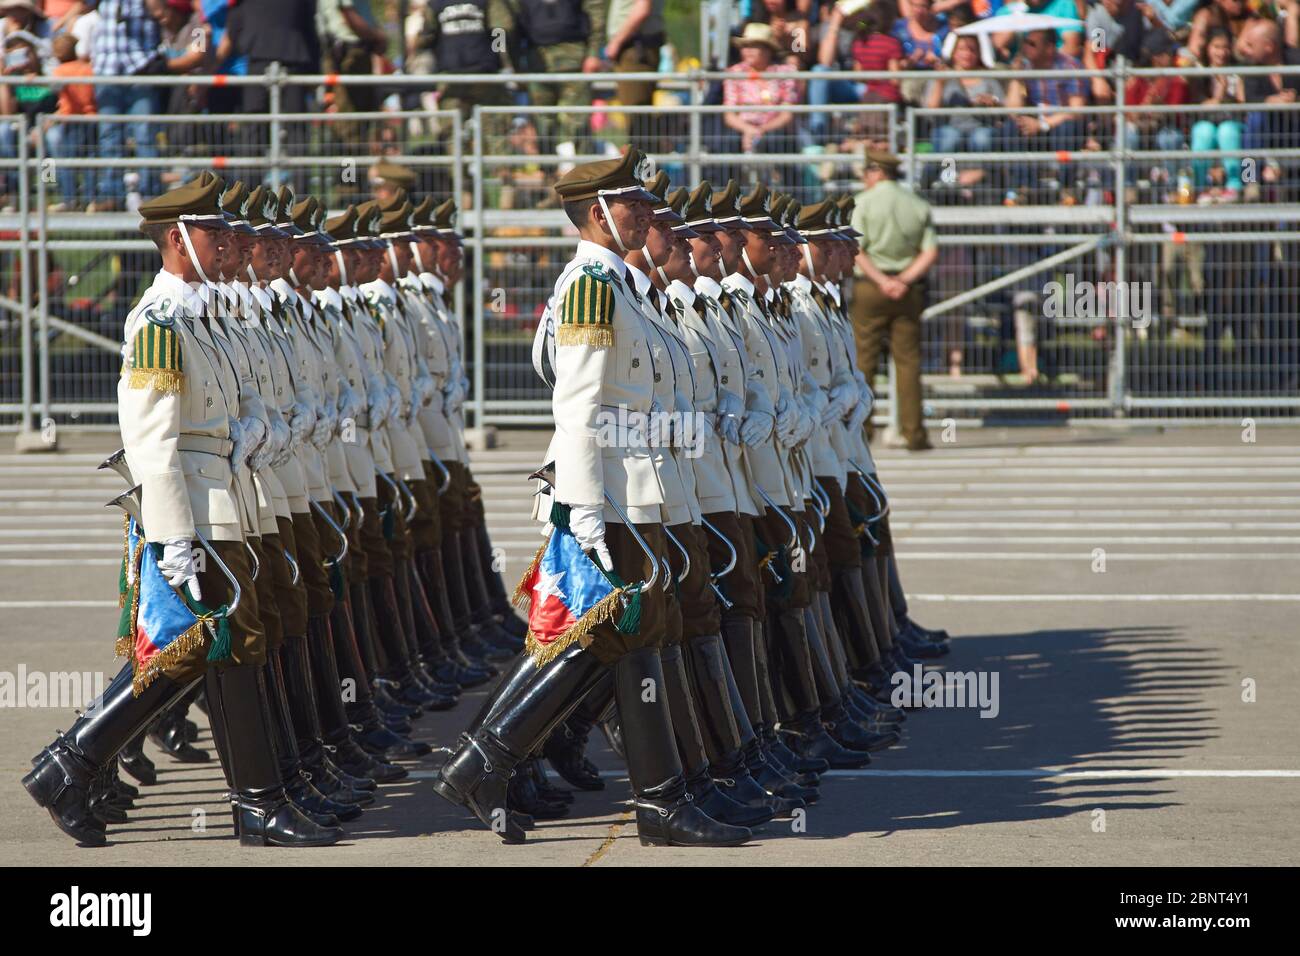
xmin=204 ymin=663 xmax=342 ymax=847
xmin=663 ymin=643 xmax=773 ymax=829
xmin=473 ymin=520 xmax=527 ymax=642
xmin=148 ymin=688 xmax=210 ymax=763
xmin=432 ymin=643 xmax=607 ymax=843
xmin=616 ymin=646 xmax=752 ymax=847
xmin=542 ymin=670 xmax=612 ymax=791
xmin=23 ymin=663 xmax=196 ymax=846
xmin=770 ymin=609 xmax=871 ymax=770
xmin=117 ymin=729 xmax=156 ymax=786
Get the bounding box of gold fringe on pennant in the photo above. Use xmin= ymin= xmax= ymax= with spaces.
xmin=511 ymin=538 xmax=550 ymax=612
xmin=525 ymin=588 xmax=624 ymax=668
xmin=128 ymin=368 xmax=185 ymax=393
xmin=130 ymin=621 xmax=207 ymax=696
xmin=555 ymin=324 xmax=614 ymax=349
xmin=117 ymin=537 xmax=145 ymax=659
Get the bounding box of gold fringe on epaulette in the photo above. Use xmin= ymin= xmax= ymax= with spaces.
xmin=128 ymin=368 xmax=185 ymax=393
xmin=130 ymin=621 xmax=207 ymax=696
xmin=555 ymin=325 xmax=614 ymax=348
xmin=511 ymin=538 xmax=549 ymax=611
xmin=524 ymin=587 xmax=625 ymax=667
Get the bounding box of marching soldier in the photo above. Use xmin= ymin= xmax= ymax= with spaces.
xmin=435 ymin=149 xmax=753 ymax=847
xmin=24 ymin=177 xmax=342 ymax=848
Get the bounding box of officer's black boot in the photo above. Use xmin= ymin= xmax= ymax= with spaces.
xmin=459 ymin=528 xmax=520 ymax=659
xmin=473 ymin=520 xmax=527 ymax=644
xmin=432 ymin=643 xmax=607 ymax=844
xmin=771 ymin=609 xmax=872 ymax=770
xmin=805 ymin=603 xmax=900 ymax=753
xmin=506 ymin=757 xmax=570 ymax=820
xmin=148 ymin=692 xmax=210 ymax=763
xmin=370 ymin=572 xmax=454 ymax=710
xmin=391 ymin=560 xmax=460 ymax=709
xmin=205 ymin=663 xmax=343 ymax=847
xmin=23 ymin=663 xmax=197 ymax=846
xmin=264 ymin=648 xmax=356 ymax=825
xmin=327 ymin=596 xmax=414 ymax=778
xmin=662 ymin=643 xmax=773 ymax=829
xmin=542 ymin=671 xmax=612 ymax=791
xmin=428 ymin=544 xmax=495 ymax=687
xmin=117 ymin=729 xmax=156 ymax=786
xmin=406 ymin=554 xmax=465 ymax=697
xmin=753 ymin=617 xmax=828 ymax=786
xmin=615 ymin=646 xmax=752 ymax=847
xmin=683 ymin=631 xmax=792 ymax=818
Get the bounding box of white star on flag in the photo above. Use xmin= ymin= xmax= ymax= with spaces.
xmin=533 ymin=567 xmax=567 ymax=602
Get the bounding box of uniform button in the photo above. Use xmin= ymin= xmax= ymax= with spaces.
xmin=206 ymin=397 xmax=213 ymax=407
xmin=654 ymin=373 xmax=661 ymax=382
xmin=632 ymin=358 xmax=640 ymax=368
xmin=721 ymin=376 xmax=729 ymax=384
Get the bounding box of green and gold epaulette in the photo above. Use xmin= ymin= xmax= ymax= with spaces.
xmin=127 ymin=305 xmax=184 ymax=393
xmin=556 ymin=263 xmax=615 ymax=348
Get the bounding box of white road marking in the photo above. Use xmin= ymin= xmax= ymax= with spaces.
xmin=894 ymin=552 xmax=1300 ymax=561
xmin=895 ymin=536 xmax=1300 ymax=544
xmin=0 ymin=600 xmax=118 ymax=608
xmin=406 ymin=768 xmax=1300 ymax=781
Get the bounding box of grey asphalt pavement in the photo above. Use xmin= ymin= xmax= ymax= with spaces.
xmin=1 ymin=426 xmax=1297 ymax=866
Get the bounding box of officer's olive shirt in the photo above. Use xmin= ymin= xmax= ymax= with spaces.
xmin=851 ymin=180 xmax=937 ymax=275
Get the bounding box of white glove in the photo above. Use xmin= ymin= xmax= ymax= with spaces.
xmin=716 ymin=389 xmax=743 ymax=445
xmin=826 ymin=382 xmax=857 ymax=424
xmin=228 ymin=417 xmax=245 ymax=476
xmin=568 ymin=504 xmax=612 ymax=572
xmin=336 ymin=382 xmax=362 ymax=426
xmin=386 ymin=384 xmax=404 ymax=426
xmin=427 ymin=381 xmax=445 ymax=416
xmin=311 ymin=405 xmax=334 ymax=450
xmin=288 ymin=402 xmax=312 ymax=446
xmin=267 ymin=412 xmax=293 ymax=467
xmin=444 ymin=377 xmax=465 ymax=416
xmin=157 ymin=538 xmax=201 ymax=600
xmin=647 ymin=397 xmax=667 ymax=449
xmin=774 ymin=391 xmax=798 ymax=438
xmin=740 ymin=409 xmax=774 ymax=446
xmin=366 ymin=384 xmax=389 ymax=427
xmin=237 ymin=415 xmax=266 ymax=471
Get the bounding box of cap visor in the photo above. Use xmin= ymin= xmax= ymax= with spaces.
xmin=686 ymin=219 xmax=722 ymax=233
xmin=671 ymin=224 xmax=701 ymax=239
xmin=741 ymin=216 xmax=781 ymax=232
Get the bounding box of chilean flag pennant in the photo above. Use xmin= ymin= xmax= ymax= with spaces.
xmin=513 ymin=520 xmax=631 ymax=666
xmin=115 ymin=517 xmax=232 ymax=695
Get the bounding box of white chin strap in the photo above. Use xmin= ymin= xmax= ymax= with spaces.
xmin=387 ymin=241 xmax=401 ymax=278
xmin=803 ymin=244 xmax=815 ymax=275
xmin=290 ymin=266 xmax=301 ymax=285
xmin=688 ymin=251 xmax=702 ymax=279
xmin=599 ymin=195 xmax=629 ymax=253
xmin=742 ymin=247 xmax=762 ymax=282
xmin=335 ymin=250 xmax=349 ymax=285
xmin=178 ymin=222 xmax=210 ymax=286
xmin=641 ymin=244 xmax=668 ymax=288
xmin=410 ymin=241 xmax=425 ymax=275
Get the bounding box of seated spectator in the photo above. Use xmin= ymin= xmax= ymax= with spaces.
xmin=1189 ymin=27 xmax=1246 ymax=201
xmin=1237 ymin=17 xmax=1300 ymax=199
xmin=1142 ymin=0 xmax=1202 ymax=37
xmin=810 ymin=0 xmax=900 ymax=144
xmin=1188 ymin=0 xmax=1254 ymax=63
xmin=925 ymin=34 xmax=1004 ymax=190
xmin=0 ymin=30 xmax=55 ymax=211
xmin=1003 ymin=28 xmax=1087 ymax=203
xmin=1083 ymin=0 xmax=1145 ymax=103
xmin=0 ymin=1 xmax=52 ymax=71
xmin=743 ymin=0 xmax=813 ymax=66
xmin=993 ymin=0 xmax=1085 ymax=60
xmin=893 ymin=0 xmax=948 ymax=95
xmin=723 ymin=23 xmax=801 ymax=189
xmin=45 ymin=32 xmax=95 ymax=211
xmin=1124 ymin=29 xmax=1189 ymax=194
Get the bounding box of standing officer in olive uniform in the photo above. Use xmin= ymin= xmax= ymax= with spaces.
xmin=850 ymin=149 xmax=939 ymax=452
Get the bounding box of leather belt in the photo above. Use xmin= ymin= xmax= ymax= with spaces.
xmin=178 ymin=434 xmax=234 ymax=457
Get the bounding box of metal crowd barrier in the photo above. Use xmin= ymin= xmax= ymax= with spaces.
xmin=1 ymin=63 xmax=1298 ymax=435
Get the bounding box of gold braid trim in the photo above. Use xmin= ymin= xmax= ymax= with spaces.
xmin=511 ymin=538 xmax=549 ymax=611
xmin=128 ymin=368 xmax=185 ymax=393
xmin=524 ymin=588 xmax=625 ymax=668
xmin=117 ymin=537 xmax=145 ymax=659
xmin=118 ymin=514 xmax=131 ymax=610
xmin=131 ymin=621 xmax=207 ymax=697
xmin=555 ymin=325 xmax=613 ymax=349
